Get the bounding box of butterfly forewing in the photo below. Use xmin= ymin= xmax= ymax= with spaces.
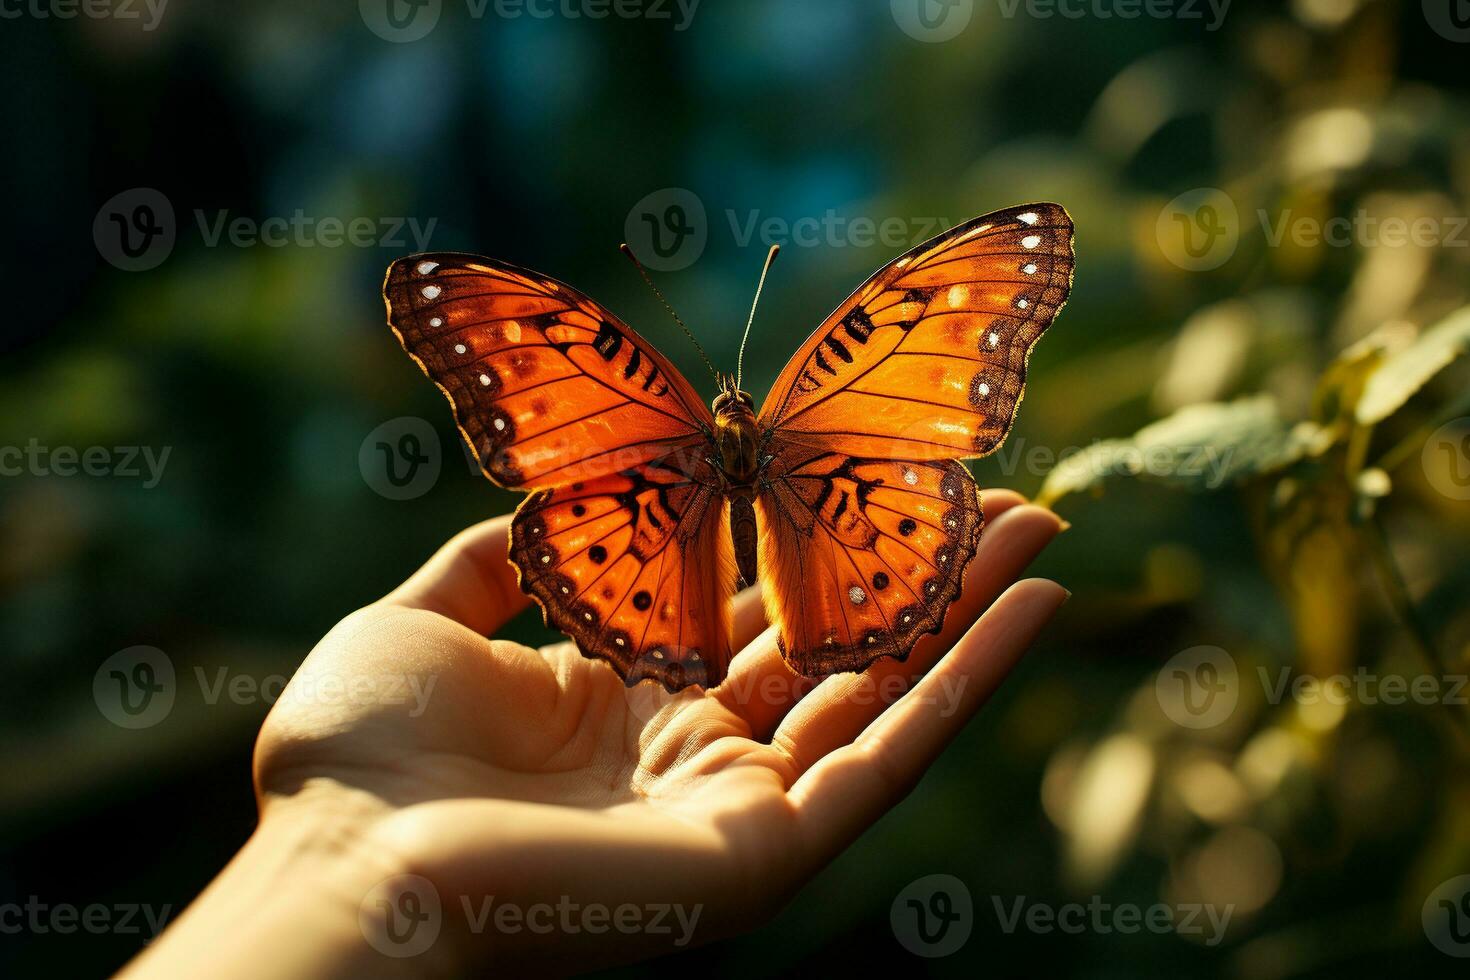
xmin=384 ymin=253 xmax=712 ymax=490
xmin=758 ymin=204 xmax=1073 ymax=461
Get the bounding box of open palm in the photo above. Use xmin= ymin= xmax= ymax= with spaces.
xmin=249 ymin=491 xmax=1065 ymax=974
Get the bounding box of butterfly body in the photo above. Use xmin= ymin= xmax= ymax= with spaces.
xmin=710 ymin=382 xmax=765 ymax=587
xmin=384 ymin=203 xmax=1074 ymax=693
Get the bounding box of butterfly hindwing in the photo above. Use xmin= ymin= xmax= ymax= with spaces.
xmin=757 ymin=204 xmax=1073 ymax=461
xmin=385 ymin=253 xmax=712 ymax=490
xmin=509 ymin=448 xmax=737 ymax=692
xmin=756 ymin=452 xmax=982 ymax=675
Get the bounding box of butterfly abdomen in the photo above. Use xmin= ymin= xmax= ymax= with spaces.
xmin=729 ymin=489 xmax=758 ymax=589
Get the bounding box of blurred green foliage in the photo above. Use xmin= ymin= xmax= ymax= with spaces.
xmin=2 ymin=1 xmax=1468 ymax=976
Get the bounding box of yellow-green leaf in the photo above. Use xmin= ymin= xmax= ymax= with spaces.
xmin=1038 ymin=396 xmax=1308 ymax=507
xmin=1356 ymin=306 xmax=1470 ymax=424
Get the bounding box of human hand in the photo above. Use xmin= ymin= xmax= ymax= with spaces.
xmin=126 ymin=492 xmax=1065 ymax=977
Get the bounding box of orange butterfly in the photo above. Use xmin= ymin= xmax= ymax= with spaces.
xmin=383 ymin=203 xmax=1073 ymax=692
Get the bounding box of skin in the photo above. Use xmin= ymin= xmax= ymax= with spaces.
xmin=123 ymin=492 xmax=1066 ymax=978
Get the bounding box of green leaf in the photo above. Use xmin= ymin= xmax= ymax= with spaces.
xmin=1312 ymin=324 xmax=1405 ymax=425
xmin=1038 ymin=396 xmax=1310 ymax=507
xmin=1356 ymin=306 xmax=1470 ymax=425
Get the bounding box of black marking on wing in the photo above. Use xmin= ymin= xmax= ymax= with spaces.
xmin=843 ymin=310 xmax=874 ymax=343
xmin=825 ymin=336 xmax=853 ymax=363
xmin=594 ymin=321 xmax=623 ymax=360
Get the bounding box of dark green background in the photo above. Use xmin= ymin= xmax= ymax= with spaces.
xmin=3 ymin=0 xmax=1469 ymax=976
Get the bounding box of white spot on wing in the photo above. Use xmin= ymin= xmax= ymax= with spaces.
xmin=1021 ymin=235 xmax=1041 ymax=250
xmin=429 ymin=316 xmax=443 ymax=327
xmin=455 ymin=344 xmax=467 ymax=355
xmin=416 ymin=260 xmax=439 ymax=274
xmin=1017 ymin=212 xmax=1039 ymax=226
xmin=902 ymin=468 xmax=918 ymax=486
xmin=479 ymin=373 xmax=493 ymax=387
xmin=987 ymin=331 xmax=999 ymax=348
xmin=848 ymin=586 xmax=867 ymax=605
xmin=421 ymin=284 xmax=441 ymax=299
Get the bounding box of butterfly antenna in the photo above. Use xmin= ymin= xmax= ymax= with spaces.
xmin=736 ymin=244 xmax=779 ymax=392
xmin=619 ymin=243 xmax=719 ymax=384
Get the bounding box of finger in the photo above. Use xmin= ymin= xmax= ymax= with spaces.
xmin=730 ymin=583 xmax=768 ymax=651
xmin=383 ymin=514 xmax=530 ymax=636
xmin=770 ymin=503 xmax=1064 ymax=767
xmin=716 ymin=491 xmax=1047 ymax=737
xmin=788 ymin=578 xmax=1067 ymax=869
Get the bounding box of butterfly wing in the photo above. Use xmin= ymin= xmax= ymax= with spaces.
xmin=384 ymin=252 xmax=713 ymax=489
xmin=757 ymin=454 xmax=982 ymax=675
xmin=757 ymin=204 xmax=1073 ymax=460
xmin=510 ymin=448 xmax=736 ymax=692
xmin=385 ymin=253 xmax=731 ymax=691
xmin=754 ymin=204 xmax=1073 ymax=676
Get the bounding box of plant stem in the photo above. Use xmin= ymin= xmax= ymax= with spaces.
xmin=1365 ymin=513 xmax=1470 ymax=752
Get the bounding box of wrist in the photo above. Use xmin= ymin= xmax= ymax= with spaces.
xmin=121 ymin=782 xmax=460 ymax=980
